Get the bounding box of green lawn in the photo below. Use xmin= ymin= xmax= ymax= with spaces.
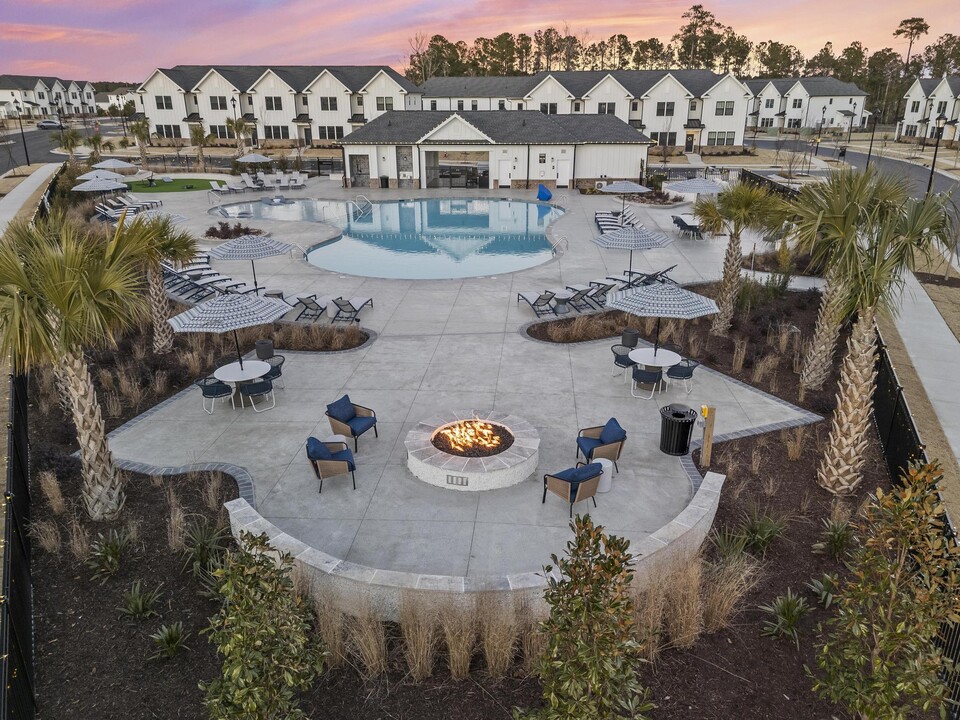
xmin=125 ymin=178 xmax=208 ymax=193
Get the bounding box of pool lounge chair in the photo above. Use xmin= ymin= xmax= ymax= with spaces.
xmin=289 ymin=173 xmax=306 ymax=189
xmin=240 ymin=173 xmax=263 ymax=191
xmin=542 ymin=462 xmax=602 ymax=517
xmin=330 ymin=297 xmax=373 ymax=323
xmin=549 ymin=286 xmax=594 ymax=312
xmin=127 ymin=193 xmax=161 ymax=208
xmin=517 ymin=290 xmax=556 ymax=317
xmin=292 ymin=295 xmax=330 ymax=322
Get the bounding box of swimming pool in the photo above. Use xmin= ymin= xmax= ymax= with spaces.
xmin=215 ymin=198 xmax=564 ymax=279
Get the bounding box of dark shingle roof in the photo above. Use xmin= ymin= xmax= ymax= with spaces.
xmin=0 ymin=74 xmax=45 ymax=90
xmin=793 ymin=77 xmax=867 ymax=97
xmin=341 ymin=110 xmax=651 ymax=145
xmin=946 ymin=77 xmax=960 ymax=96
xmin=918 ymin=77 xmax=940 ymax=95
xmin=421 ymin=75 xmax=538 ymax=98
xmin=146 ymin=65 xmax=420 ymax=94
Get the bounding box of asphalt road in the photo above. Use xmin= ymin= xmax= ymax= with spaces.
xmin=0 ymin=126 xmax=67 ymax=174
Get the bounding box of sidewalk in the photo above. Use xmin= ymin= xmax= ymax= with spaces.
xmin=0 ymin=163 xmax=60 ymax=231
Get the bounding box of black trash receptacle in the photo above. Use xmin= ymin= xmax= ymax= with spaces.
xmin=659 ymin=404 xmax=697 ymax=456
xmin=621 ymin=328 xmax=639 ymax=348
xmin=379 ymin=175 xmax=389 ymax=189
xmin=255 ymin=339 xmax=274 ymax=360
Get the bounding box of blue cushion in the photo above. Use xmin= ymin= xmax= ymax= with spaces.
xmin=577 ymin=436 xmax=602 ymax=458
xmin=331 ymin=448 xmax=356 ymax=471
xmin=599 ymin=418 xmax=626 ymax=445
xmin=552 ymin=463 xmax=602 ymax=501
xmin=306 ymin=436 xmax=333 ymax=461
xmin=347 ymin=415 xmax=377 ymax=436
xmin=327 ymin=395 xmax=355 ymax=423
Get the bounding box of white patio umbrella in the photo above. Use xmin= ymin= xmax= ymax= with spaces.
xmin=77 ymin=169 xmax=124 ymax=181
xmin=136 ymin=209 xmax=188 ymax=224
xmin=207 ymin=234 xmax=294 ymax=295
xmin=93 ymin=158 xmax=136 ymax=170
xmin=167 ymin=294 xmax=291 ymax=369
xmin=592 ymin=226 xmax=672 ymax=277
xmin=71 ymin=178 xmax=126 ymax=193
xmin=236 ymin=153 xmax=272 ymax=164
xmin=662 ymin=178 xmax=724 ymax=195
xmin=606 ymin=282 xmax=718 ymax=354
xmin=601 ymin=179 xmax=652 ymax=214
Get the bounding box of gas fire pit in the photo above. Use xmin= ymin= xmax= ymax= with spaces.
xmin=405 ymin=412 xmax=539 ymax=492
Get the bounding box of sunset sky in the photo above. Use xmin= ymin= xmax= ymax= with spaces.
xmin=2 ymin=0 xmax=957 ymax=82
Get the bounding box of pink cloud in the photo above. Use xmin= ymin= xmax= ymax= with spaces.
xmin=0 ymin=22 xmax=130 ymax=44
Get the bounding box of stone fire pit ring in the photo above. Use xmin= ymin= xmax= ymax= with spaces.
xmin=404 ymin=411 xmax=540 ymax=492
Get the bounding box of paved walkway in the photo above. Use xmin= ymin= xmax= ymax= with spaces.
xmin=0 ymin=163 xmax=60 ymax=231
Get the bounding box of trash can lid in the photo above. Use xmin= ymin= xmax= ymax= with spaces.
xmin=660 ymin=404 xmax=696 ymax=419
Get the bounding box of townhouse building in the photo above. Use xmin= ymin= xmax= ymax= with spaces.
xmin=420 ymin=69 xmax=752 ymax=151
xmin=135 ymin=65 xmax=422 ymax=147
xmin=745 ymin=77 xmax=868 ymax=135
xmin=899 ymin=76 xmax=960 ymax=143
xmin=0 ymin=74 xmax=96 ymax=119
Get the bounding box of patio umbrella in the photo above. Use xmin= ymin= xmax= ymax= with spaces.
xmin=236 ymin=153 xmax=272 ymax=164
xmin=662 ymin=178 xmax=723 ymax=195
xmin=601 ymin=179 xmax=652 ymax=214
xmin=93 ymin=158 xmax=136 ymax=170
xmin=167 ymin=293 xmax=291 ymax=369
xmin=77 ymin=169 xmax=124 ymax=181
xmin=592 ymin=225 xmax=672 ymax=277
xmin=606 ymin=282 xmax=718 ymax=354
xmin=136 ymin=209 xmax=188 ymax=224
xmin=71 ymin=178 xmax=126 ymax=193
xmin=207 ymin=234 xmax=294 ymax=296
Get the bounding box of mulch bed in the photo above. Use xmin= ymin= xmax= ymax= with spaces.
xmin=30 ymin=283 xmax=931 ymax=719
xmin=742 ymin=250 xmax=824 ymax=277
xmin=916 ymin=270 xmax=960 ymax=290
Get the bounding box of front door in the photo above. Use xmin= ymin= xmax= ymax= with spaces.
xmin=302 ymin=127 xmax=312 ymax=146
xmin=685 ymin=133 xmax=695 ymax=152
xmin=498 ymin=159 xmax=512 ymax=189
xmin=556 ymin=159 xmax=572 ymax=188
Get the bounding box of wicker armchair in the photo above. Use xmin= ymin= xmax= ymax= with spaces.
xmin=306 ymin=437 xmax=356 ymax=494
xmin=576 ymin=418 xmax=627 ymax=472
xmin=325 ymin=395 xmax=378 ymax=451
xmin=543 ymin=462 xmax=602 ymax=517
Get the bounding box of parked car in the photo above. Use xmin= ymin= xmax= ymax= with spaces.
xmin=37 ymin=120 xmax=64 ymax=130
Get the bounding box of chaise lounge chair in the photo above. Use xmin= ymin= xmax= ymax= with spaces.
xmin=330 ymin=297 xmax=373 ymax=323
xmin=517 ymin=290 xmax=556 ymax=317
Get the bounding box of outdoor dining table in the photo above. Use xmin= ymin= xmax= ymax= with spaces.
xmin=213 ymin=360 xmax=271 ymax=406
xmin=678 ymin=214 xmax=700 ymax=228
xmin=629 ymin=348 xmax=681 ymax=392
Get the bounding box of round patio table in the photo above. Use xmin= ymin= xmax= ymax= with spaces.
xmin=628 ymin=348 xmax=681 ymax=369
xmin=214 ymin=360 xmax=270 ymax=384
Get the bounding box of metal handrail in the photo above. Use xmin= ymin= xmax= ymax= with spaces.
xmin=550 ymin=235 xmax=569 ymax=254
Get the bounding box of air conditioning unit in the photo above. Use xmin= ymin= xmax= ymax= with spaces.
xmin=595 ymin=181 xmax=606 ymax=190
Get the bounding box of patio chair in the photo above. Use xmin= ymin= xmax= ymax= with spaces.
xmin=631 ymin=366 xmax=663 ymax=399
xmin=127 ymin=193 xmax=161 ymax=208
xmin=240 ymin=173 xmax=263 ymax=191
xmin=576 ymin=418 xmax=627 ymax=472
xmin=263 ymin=354 xmax=285 ymax=389
xmin=542 ymin=462 xmax=602 ymax=517
xmin=325 ymin=395 xmax=378 ymax=452
xmin=517 ymin=290 xmax=556 ymax=317
xmin=293 ymin=295 xmax=328 ymax=322
xmin=666 ymin=359 xmax=700 ymax=395
xmin=289 ymin=173 xmax=306 ymax=189
xmin=587 ymin=282 xmax=616 ymax=306
xmin=306 ymin=436 xmax=356 ymax=494
xmin=330 ymin=297 xmax=373 ymax=323
xmin=236 ymin=378 xmax=276 ymax=412
xmin=194 ymin=377 xmax=233 ymax=414
xmin=278 ymin=174 xmax=290 ymax=189
xmin=611 ymin=344 xmax=637 ymax=381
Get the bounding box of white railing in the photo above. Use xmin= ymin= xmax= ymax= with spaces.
xmin=550 ymin=235 xmax=569 ymax=254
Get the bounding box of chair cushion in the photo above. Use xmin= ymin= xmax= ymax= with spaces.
xmin=553 ymin=462 xmax=603 ymax=501
xmin=306 ymin=436 xmax=333 ymax=461
xmin=331 ymin=449 xmax=356 ymax=471
xmin=599 ymin=417 xmax=627 ymax=445
xmin=348 ymin=415 xmax=377 ymax=436
xmin=327 ymin=395 xmax=356 ymax=423
xmin=577 ymin=436 xmax=603 ymax=458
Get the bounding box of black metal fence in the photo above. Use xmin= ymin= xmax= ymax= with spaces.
xmin=1 ymin=373 xmax=35 ymax=719
xmin=874 ymin=330 xmax=960 ymax=718
xmin=739 ymin=168 xmax=800 ymax=199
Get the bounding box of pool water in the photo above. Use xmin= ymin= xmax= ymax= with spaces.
xmin=215 ymin=198 xmax=563 ymax=279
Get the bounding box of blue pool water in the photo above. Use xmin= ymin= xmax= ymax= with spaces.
xmin=215 ymin=198 xmax=563 ymax=279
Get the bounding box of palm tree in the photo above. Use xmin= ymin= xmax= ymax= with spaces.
xmin=88 ymin=133 xmax=115 ymax=165
xmin=189 ymin=123 xmax=213 ymax=172
xmin=225 ymin=116 xmax=249 ymax=156
xmin=119 ymin=215 xmax=197 ymax=353
xmin=813 ymin=174 xmax=953 ymax=495
xmin=55 ymin=128 xmax=84 ymax=163
xmin=0 ymin=213 xmax=150 ymax=520
xmin=128 ymin=118 xmax=151 ymax=167
xmin=790 ymin=169 xmax=912 ymax=393
xmin=693 ymin=182 xmax=784 ymax=335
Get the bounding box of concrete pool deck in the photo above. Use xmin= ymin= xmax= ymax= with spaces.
xmin=107 ymin=176 xmax=819 ymax=602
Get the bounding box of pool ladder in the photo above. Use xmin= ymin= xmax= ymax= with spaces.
xmin=550 ymin=235 xmax=569 ymax=254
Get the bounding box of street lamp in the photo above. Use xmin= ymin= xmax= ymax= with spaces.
xmin=846 ymin=102 xmax=857 ymax=144
xmin=815 ymin=107 xmax=825 ymax=156
xmin=926 ymin=113 xmax=947 ymax=195
xmin=12 ymin=101 xmax=30 ymax=168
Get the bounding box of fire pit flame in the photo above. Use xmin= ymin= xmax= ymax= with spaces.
xmin=431 ymin=419 xmax=514 ymax=458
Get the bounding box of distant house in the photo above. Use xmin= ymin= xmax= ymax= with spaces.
xmin=744 ymin=77 xmax=868 ymax=134
xmin=339 ymin=110 xmax=653 ymax=190
xmin=136 ymin=65 xmax=423 ymax=147
xmin=899 ymin=76 xmax=960 ymax=143
xmin=0 ymin=74 xmax=97 ymax=120
xmin=420 ymin=69 xmax=753 ymax=152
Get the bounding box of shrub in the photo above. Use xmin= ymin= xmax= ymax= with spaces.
xmin=204 ymin=221 xmax=266 ymax=239
xmin=739 ymin=505 xmax=787 ymax=557
xmin=478 ymin=595 xmax=516 ymax=678
xmin=37 ymin=470 xmax=66 ymax=514
xmin=202 ymin=533 xmax=324 ymax=718
xmin=811 ymin=518 xmax=853 ymax=560
xmin=702 ymin=558 xmax=760 ymax=633
xmin=119 ymin=580 xmax=163 ymax=619
xmin=811 ymin=462 xmax=960 ymax=719
xmin=150 ymin=622 xmax=189 ymax=660
xmin=440 ymin=601 xmax=475 ymax=680
xmin=399 ymin=592 xmax=438 ymax=683
xmin=88 ymin=528 xmax=132 ymax=581
xmin=29 ymin=519 xmax=61 ymax=554
xmin=181 ymin=516 xmax=229 ymax=576
xmin=759 ymin=588 xmax=809 ymax=648
xmin=517 ymin=514 xmax=654 ymax=719
xmin=805 ymin=573 xmax=839 ymax=609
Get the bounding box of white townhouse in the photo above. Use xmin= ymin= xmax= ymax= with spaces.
xmin=899 ymin=76 xmax=960 ymax=143
xmin=745 ymin=77 xmax=868 ymax=134
xmin=95 ymin=87 xmax=136 ymax=114
xmin=136 ymin=64 xmax=422 ymax=147
xmin=420 ymin=69 xmax=752 ymax=152
xmin=339 ymin=110 xmax=652 ymax=190
xmin=0 ymin=74 xmax=97 ymax=119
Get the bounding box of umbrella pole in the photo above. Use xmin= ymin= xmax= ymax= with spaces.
xmin=654 ymin=317 xmax=661 ymax=355
xmin=233 ymin=329 xmax=244 ymax=369
xmin=628 ymin=250 xmax=634 ymax=277
xmin=251 ymin=259 xmax=259 ymax=296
